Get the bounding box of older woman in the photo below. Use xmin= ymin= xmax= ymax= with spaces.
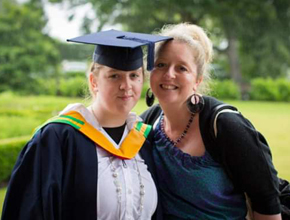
xmin=142 ymin=23 xmax=281 ymax=220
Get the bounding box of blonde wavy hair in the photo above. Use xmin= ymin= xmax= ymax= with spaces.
xmin=155 ymin=23 xmax=213 ymax=94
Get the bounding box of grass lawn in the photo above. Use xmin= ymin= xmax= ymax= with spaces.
xmin=0 ymin=188 xmax=6 ymax=215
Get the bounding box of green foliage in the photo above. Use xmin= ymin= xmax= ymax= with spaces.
xmin=0 ymin=136 xmax=30 ymax=183
xmin=80 ymin=0 xmax=206 ymax=33
xmin=16 ymin=73 xmax=89 ymax=97
xmin=58 ymin=42 xmax=94 ymax=61
xmin=0 ymin=187 xmax=7 ymax=215
xmin=210 ymin=80 xmax=241 ymax=100
xmin=209 ymin=78 xmax=290 ymax=102
xmin=249 ymin=78 xmax=290 ymax=102
xmin=35 ymin=78 xmax=58 ymax=96
xmin=0 ymin=1 xmax=61 ymax=92
xmin=0 ymin=115 xmax=44 ymax=139
xmin=59 ymin=76 xmax=88 ymax=97
xmin=276 ymin=78 xmax=290 ymax=102
xmin=239 ymin=1 xmax=290 ymax=79
xmin=58 ymin=0 xmax=290 ymax=86
xmin=65 ymin=71 xmax=87 ymax=78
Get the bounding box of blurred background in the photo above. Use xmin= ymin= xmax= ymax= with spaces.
xmin=0 ymin=0 xmax=290 ymax=214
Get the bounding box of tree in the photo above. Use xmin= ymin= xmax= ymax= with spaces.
xmin=0 ymin=0 xmax=61 ymax=93
xmin=49 ymin=0 xmax=290 ymax=88
xmin=58 ymin=42 xmax=94 ymax=61
xmin=238 ymin=0 xmax=290 ymax=79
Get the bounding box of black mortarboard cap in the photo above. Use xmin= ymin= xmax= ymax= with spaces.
xmin=67 ymin=29 xmax=172 ymax=71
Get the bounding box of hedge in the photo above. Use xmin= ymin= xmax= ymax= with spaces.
xmin=0 ymin=136 xmax=29 ymax=183
xmin=250 ymin=78 xmax=290 ymax=102
xmin=36 ymin=77 xmax=88 ymax=97
xmin=210 ymin=78 xmax=290 ymax=102
xmin=210 ymin=79 xmax=241 ymax=100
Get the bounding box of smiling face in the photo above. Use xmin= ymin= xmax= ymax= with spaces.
xmin=150 ymin=40 xmax=202 ymax=107
xmin=90 ymin=65 xmax=143 ymax=117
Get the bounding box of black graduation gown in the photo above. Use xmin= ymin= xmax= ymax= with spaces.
xmin=1 ymin=123 xmax=162 ymax=220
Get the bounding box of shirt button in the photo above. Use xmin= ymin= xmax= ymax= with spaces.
xmin=128 ymin=189 xmax=132 ymax=194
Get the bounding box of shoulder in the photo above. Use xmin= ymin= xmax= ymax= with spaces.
xmin=35 ymin=122 xmax=78 ymax=139
xmin=200 ymin=96 xmax=247 ymax=134
xmin=199 ymin=96 xmax=226 ymax=126
xmin=25 ymin=122 xmax=96 ymax=160
xmin=199 ymin=96 xmax=226 ymax=137
xmin=216 ymin=110 xmax=256 ymax=137
xmin=31 ymin=122 xmax=86 ymax=150
xmin=201 ymin=96 xmax=225 ymax=116
xmin=14 ymin=123 xmax=78 ymax=166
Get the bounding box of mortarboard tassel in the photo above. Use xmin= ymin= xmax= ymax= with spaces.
xmin=118 ymin=36 xmax=155 ymax=71
xmin=146 ymin=42 xmax=155 ymax=71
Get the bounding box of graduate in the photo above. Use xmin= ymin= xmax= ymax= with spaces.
xmin=1 ymin=30 xmax=171 ymax=220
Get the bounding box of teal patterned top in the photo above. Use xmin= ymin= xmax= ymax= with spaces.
xmin=153 ymin=117 xmax=247 ymax=220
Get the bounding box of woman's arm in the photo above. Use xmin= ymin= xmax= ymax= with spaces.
xmin=254 ymin=212 xmax=281 ymax=220
xmin=215 ymin=112 xmax=281 ymax=215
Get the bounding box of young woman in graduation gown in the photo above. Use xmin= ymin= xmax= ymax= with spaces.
xmin=1 ymin=30 xmax=171 ymax=220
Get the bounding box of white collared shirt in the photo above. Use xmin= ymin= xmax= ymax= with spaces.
xmin=60 ymin=104 xmax=158 ymax=220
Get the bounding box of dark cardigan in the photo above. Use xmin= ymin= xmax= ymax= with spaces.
xmin=141 ymin=96 xmax=281 ymax=215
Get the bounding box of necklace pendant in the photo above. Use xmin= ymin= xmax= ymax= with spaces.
xmin=140 ymin=190 xmax=145 ymax=195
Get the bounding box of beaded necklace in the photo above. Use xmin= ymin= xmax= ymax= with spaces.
xmin=109 ymin=157 xmax=145 ymax=220
xmin=160 ymin=113 xmax=195 ymax=146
